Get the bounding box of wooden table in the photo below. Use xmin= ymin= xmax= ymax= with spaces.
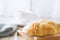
xmin=18 ymin=36 xmax=28 ymax=40
xmin=17 ymin=26 xmax=28 ymax=40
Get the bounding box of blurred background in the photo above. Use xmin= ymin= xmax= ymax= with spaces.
xmin=0 ymin=0 xmax=30 ymax=24
xmin=0 ymin=0 xmax=60 ymax=40
xmin=0 ymin=0 xmax=60 ymax=24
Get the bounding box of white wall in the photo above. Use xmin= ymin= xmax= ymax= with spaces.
xmin=0 ymin=0 xmax=30 ymax=24
xmin=14 ymin=0 xmax=30 ymax=11
xmin=32 ymin=0 xmax=60 ymax=18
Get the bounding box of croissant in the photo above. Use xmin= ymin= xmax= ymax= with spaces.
xmin=22 ymin=20 xmax=60 ymax=36
xmin=57 ymin=24 xmax=60 ymax=34
xmin=41 ymin=24 xmax=57 ymax=36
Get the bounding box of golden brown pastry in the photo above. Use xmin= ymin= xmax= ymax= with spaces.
xmin=27 ymin=22 xmax=40 ymax=36
xmin=56 ymin=24 xmax=60 ymax=34
xmin=22 ymin=20 xmax=60 ymax=36
xmin=42 ymin=24 xmax=57 ymax=36
xmin=47 ymin=21 xmax=56 ymax=26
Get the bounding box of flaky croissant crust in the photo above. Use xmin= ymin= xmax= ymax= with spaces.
xmin=23 ymin=20 xmax=60 ymax=36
